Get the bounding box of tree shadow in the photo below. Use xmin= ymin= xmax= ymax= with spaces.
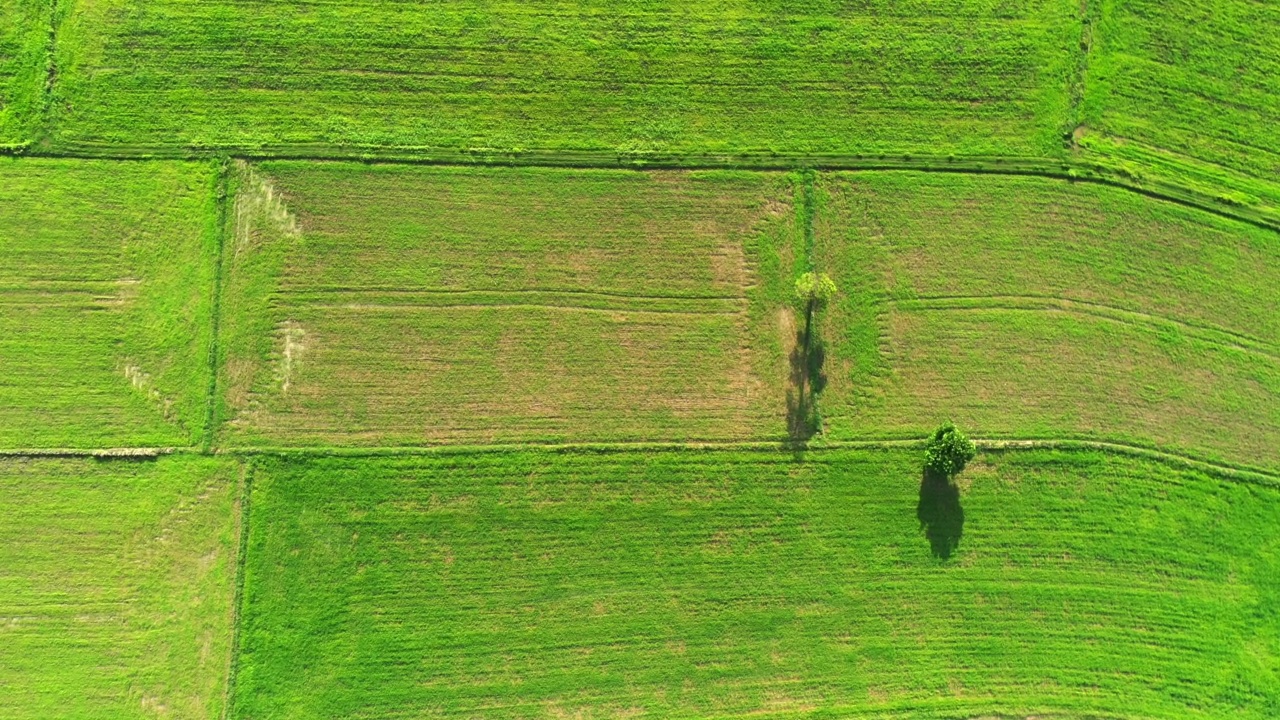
xmin=786 ymin=322 xmax=827 ymax=443
xmin=916 ymin=467 xmax=964 ymax=559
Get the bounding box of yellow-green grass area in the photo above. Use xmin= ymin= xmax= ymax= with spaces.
xmin=812 ymin=171 xmax=1280 ymax=473
xmin=232 ymin=448 xmax=1280 ymax=719
xmin=216 ymin=162 xmax=800 ymax=447
xmin=1079 ymin=0 xmax=1280 ymax=218
xmin=0 ymin=158 xmax=220 ymax=449
xmin=0 ymin=0 xmax=48 ymax=145
xmin=0 ymin=455 xmax=241 ymax=719
xmin=44 ymin=0 xmax=1079 ymax=158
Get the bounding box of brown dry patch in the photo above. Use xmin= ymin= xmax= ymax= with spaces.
xmin=232 ymin=160 xmax=302 ymax=256
xmin=706 ymin=223 xmax=748 ymax=291
xmin=275 ymin=321 xmax=308 ymax=394
xmin=757 ymin=691 xmax=817 ymax=714
xmin=761 ymin=197 xmax=791 ymax=219
xmin=121 ymin=362 xmax=177 ymax=422
xmin=777 ymin=307 xmax=797 ymax=354
xmin=544 ymin=702 xmax=646 ymax=720
xmin=93 ymin=277 xmax=140 ymax=309
xmin=221 ymin=357 xmax=257 ymax=416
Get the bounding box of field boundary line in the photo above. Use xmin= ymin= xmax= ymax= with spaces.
xmin=33 ymin=0 xmax=62 ymax=146
xmin=3 ymin=146 xmax=1278 ymax=234
xmin=0 ymin=447 xmax=180 ymax=458
xmin=972 ymin=439 xmax=1279 ymax=488
xmin=205 ymin=438 xmax=1278 ymax=486
xmin=891 ymin=295 xmax=1280 ymax=360
xmin=202 ymin=158 xmax=231 ymax=452
xmin=221 ymin=460 xmax=253 ymax=720
xmin=0 ymin=438 xmax=1273 ymax=485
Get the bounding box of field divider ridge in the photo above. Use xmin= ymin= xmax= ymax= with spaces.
xmin=0 ymin=438 xmax=1271 ymax=486
xmin=280 ymin=288 xmax=746 ymax=316
xmin=5 ymin=145 xmax=1278 ymax=234
xmin=0 ymin=447 xmax=181 ymax=458
xmin=220 ymin=460 xmax=253 ymax=720
xmin=205 ymin=438 xmax=1278 ymax=487
xmin=202 ymin=158 xmax=231 ymax=452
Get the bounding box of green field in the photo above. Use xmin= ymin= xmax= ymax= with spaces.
xmin=810 ymin=172 xmax=1280 ymax=471
xmin=41 ymin=0 xmax=1079 ymax=157
xmin=1081 ymin=0 xmax=1280 ymax=213
xmin=217 ymin=162 xmax=797 ymax=447
xmin=0 ymin=455 xmax=240 ymax=719
xmin=0 ymin=0 xmax=47 ymax=145
xmin=2 ymin=1 xmax=1278 ymax=716
xmin=0 ymin=158 xmax=219 ymax=449
xmin=233 ymin=448 xmax=1280 ymax=719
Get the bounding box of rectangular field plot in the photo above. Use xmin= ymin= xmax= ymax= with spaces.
xmin=0 ymin=0 xmax=48 ymax=145
xmin=0 ymin=159 xmax=219 ymax=449
xmin=812 ymin=172 xmax=1280 ymax=471
xmin=1081 ymin=0 xmax=1280 ymax=212
xmin=0 ymin=456 xmax=240 ymax=719
xmin=217 ymin=162 xmax=796 ymax=447
xmin=233 ymin=449 xmax=1280 ymax=719
xmin=47 ymin=0 xmax=1078 ymax=158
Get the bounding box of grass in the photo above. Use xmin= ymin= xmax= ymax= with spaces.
xmin=0 ymin=455 xmax=241 ymax=719
xmin=232 ymin=447 xmax=1280 ymax=719
xmin=43 ymin=0 xmax=1079 ymax=158
xmin=1080 ymin=0 xmax=1280 ymax=215
xmin=216 ymin=162 xmax=799 ymax=447
xmin=810 ymin=171 xmax=1280 ymax=471
xmin=0 ymin=158 xmax=221 ymax=449
xmin=0 ymin=0 xmax=49 ymax=146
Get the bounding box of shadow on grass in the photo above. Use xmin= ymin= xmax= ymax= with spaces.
xmin=786 ymin=326 xmax=826 ymax=443
xmin=917 ymin=467 xmax=964 ymax=559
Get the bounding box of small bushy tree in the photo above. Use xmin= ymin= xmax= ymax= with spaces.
xmin=924 ymin=421 xmax=976 ymax=477
xmin=793 ymin=271 xmax=838 ymax=312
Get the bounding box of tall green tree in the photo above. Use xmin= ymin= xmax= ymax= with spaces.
xmin=924 ymin=421 xmax=976 ymax=477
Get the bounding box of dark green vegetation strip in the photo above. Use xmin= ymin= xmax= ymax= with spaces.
xmin=0 ymin=158 xmax=221 ymax=449
xmin=0 ymin=455 xmax=240 ymax=719
xmin=233 ymin=448 xmax=1280 ymax=719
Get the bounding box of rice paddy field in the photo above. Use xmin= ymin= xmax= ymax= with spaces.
xmin=811 ymin=172 xmax=1280 ymax=472
xmin=43 ymin=0 xmax=1080 ymax=158
xmin=0 ymin=455 xmax=240 ymax=719
xmin=1 ymin=0 xmax=1278 ymax=717
xmin=216 ymin=162 xmax=796 ymax=447
xmin=1080 ymin=0 xmax=1280 ymax=215
xmin=0 ymin=158 xmax=219 ymax=449
xmin=233 ymin=448 xmax=1280 ymax=719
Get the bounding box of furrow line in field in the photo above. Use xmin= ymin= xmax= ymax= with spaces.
xmin=300 ymin=301 xmax=745 ymax=316
xmin=278 ymin=287 xmax=746 ymax=301
xmin=891 ymin=294 xmax=1280 ymax=361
